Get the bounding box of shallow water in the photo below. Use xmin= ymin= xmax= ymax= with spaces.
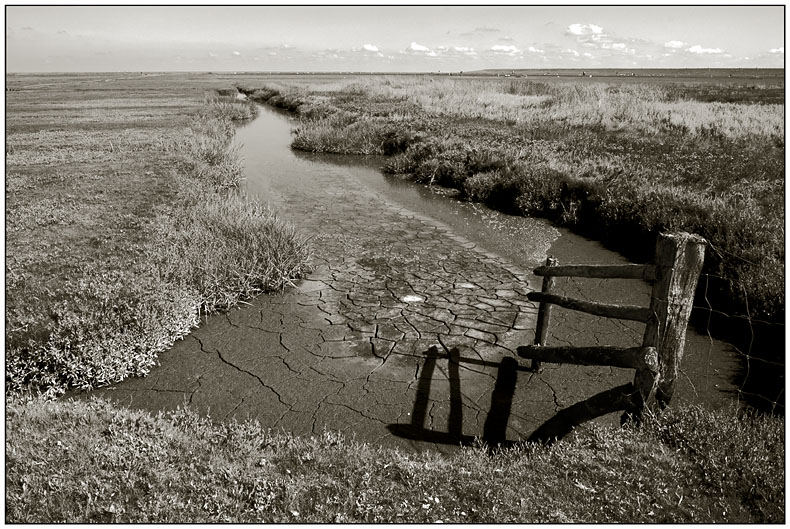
xmin=78 ymin=105 xmax=740 ymax=452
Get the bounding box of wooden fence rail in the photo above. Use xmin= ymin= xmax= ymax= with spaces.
xmin=518 ymin=231 xmax=706 ymax=416
xmin=526 ymin=292 xmax=651 ymax=323
xmin=516 ymin=345 xmax=658 ymax=371
xmin=533 ymin=263 xmax=657 ymax=281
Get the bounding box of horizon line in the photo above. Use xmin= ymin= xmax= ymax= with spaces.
xmin=7 ymin=67 xmax=785 ymax=74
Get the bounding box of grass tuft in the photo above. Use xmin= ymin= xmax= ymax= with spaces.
xmin=149 ymin=189 xmax=310 ymax=311
xmin=6 ymin=397 xmax=783 ymax=523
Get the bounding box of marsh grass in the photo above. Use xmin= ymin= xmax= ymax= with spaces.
xmin=6 ymin=397 xmax=783 ymax=523
xmin=149 ymin=188 xmax=310 ymax=311
xmin=291 ymin=114 xmax=419 ymax=155
xmin=6 ymin=269 xmax=200 ymax=391
xmin=6 ymin=87 xmax=308 ymax=396
xmin=243 ymin=85 xmax=312 ymax=113
xmin=238 ymin=84 xmax=425 ymax=156
xmin=341 ymin=76 xmax=784 ymax=139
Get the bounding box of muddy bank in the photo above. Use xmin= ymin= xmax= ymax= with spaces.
xmin=74 ymin=105 xmax=741 ymax=453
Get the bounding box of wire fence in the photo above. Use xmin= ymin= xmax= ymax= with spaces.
xmin=695 ymin=272 xmax=784 ymax=414
xmin=543 ymin=265 xmax=784 ymax=417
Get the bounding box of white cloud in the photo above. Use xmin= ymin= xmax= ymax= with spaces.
xmin=232 ymin=50 xmax=241 ymax=56
xmin=208 ymin=51 xmax=218 ymax=58
xmin=459 ymin=26 xmax=501 ymax=37
xmin=567 ymin=23 xmax=604 ymax=36
xmin=565 ymin=48 xmax=580 ymax=57
xmin=527 ymin=46 xmax=544 ymax=54
xmin=664 ymin=40 xmax=686 ymax=49
xmin=490 ymin=44 xmax=520 ymax=54
xmin=769 ymin=46 xmax=784 ymax=54
xmin=583 ymin=52 xmax=594 ymax=58
xmin=362 ymin=43 xmax=379 ymax=53
xmin=452 ymin=45 xmax=477 ymax=56
xmin=566 ymin=23 xmax=642 ymax=57
xmin=686 ymin=45 xmax=723 ymax=54
xmin=402 ymin=41 xmax=439 ymax=57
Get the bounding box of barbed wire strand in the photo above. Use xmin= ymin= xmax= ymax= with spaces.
xmin=702 ymin=273 xmax=714 ymax=398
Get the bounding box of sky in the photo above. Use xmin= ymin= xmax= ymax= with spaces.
xmin=5 ymin=5 xmax=786 ymax=72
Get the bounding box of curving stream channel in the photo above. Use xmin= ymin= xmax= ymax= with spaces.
xmin=82 ymin=105 xmax=740 ymax=452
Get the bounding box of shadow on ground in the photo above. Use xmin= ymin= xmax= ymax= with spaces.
xmin=388 ymin=345 xmax=642 ymax=449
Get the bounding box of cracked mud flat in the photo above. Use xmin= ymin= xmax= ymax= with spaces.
xmin=79 ymin=106 xmax=740 ymax=453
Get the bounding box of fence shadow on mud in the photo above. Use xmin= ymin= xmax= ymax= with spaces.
xmin=387 ymin=346 xmax=515 ymax=450
xmin=387 ymin=345 xmax=639 ymax=450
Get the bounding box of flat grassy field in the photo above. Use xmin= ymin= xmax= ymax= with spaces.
xmin=6 ymin=73 xmax=310 ymax=395
xmin=5 ymin=72 xmax=784 ymax=523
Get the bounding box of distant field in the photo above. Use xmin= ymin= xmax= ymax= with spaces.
xmin=469 ymin=67 xmax=784 ymax=80
xmin=473 ymin=69 xmax=785 ymax=103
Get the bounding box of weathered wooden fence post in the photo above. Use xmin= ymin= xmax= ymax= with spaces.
xmin=531 ymin=256 xmax=558 ymax=372
xmin=642 ymin=232 xmax=706 ymax=408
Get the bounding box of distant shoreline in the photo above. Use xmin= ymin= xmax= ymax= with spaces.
xmin=6 ymin=68 xmax=785 ymax=77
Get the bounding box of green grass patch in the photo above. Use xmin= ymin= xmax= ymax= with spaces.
xmin=6 ymin=397 xmax=783 ymax=523
xmin=291 ymin=113 xmax=420 ymax=155
xmin=149 ymin=189 xmax=309 ymax=311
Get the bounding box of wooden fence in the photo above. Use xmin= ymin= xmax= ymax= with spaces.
xmin=517 ymin=231 xmax=706 ymax=416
